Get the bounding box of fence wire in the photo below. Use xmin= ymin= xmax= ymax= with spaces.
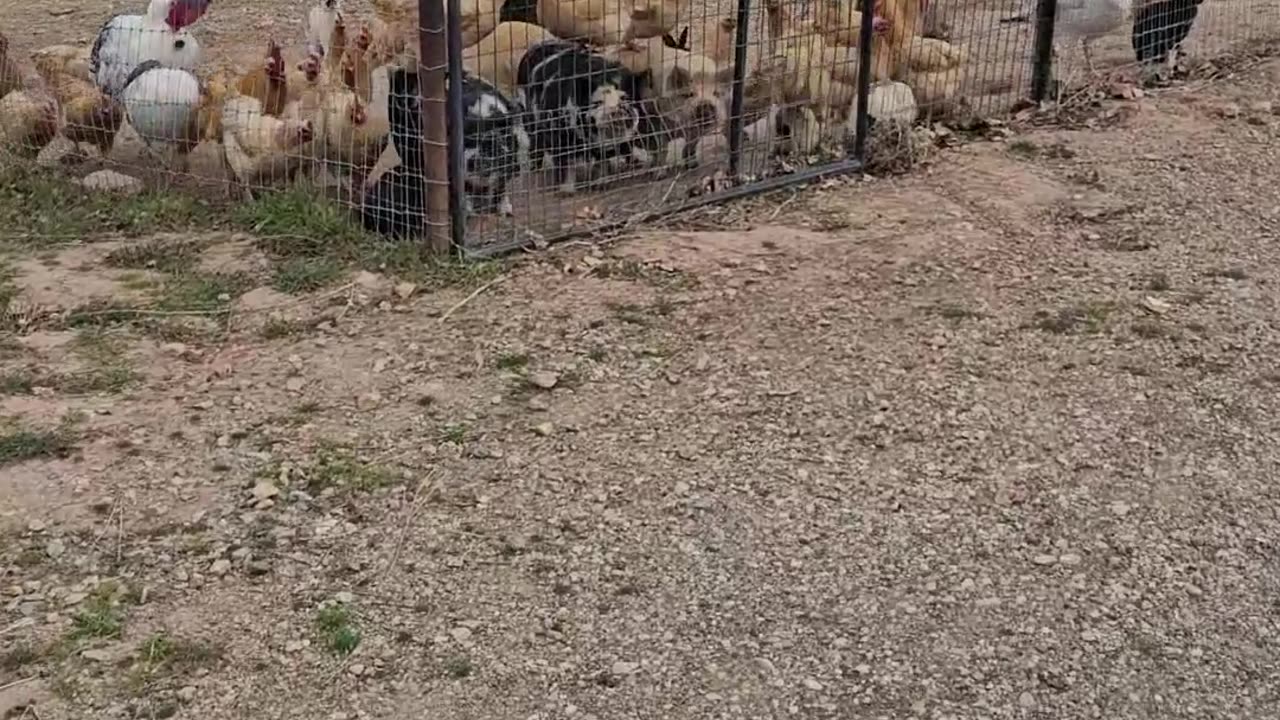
xmin=0 ymin=0 xmax=1276 ymax=256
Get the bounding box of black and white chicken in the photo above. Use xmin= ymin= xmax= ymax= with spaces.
xmin=1132 ymin=0 xmax=1204 ymax=67
xmin=90 ymin=0 xmax=211 ymax=97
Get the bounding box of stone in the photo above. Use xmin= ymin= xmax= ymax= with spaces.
xmin=527 ymin=371 xmax=559 ymax=390
xmin=251 ymin=481 xmax=279 ymax=501
xmin=45 ymin=539 xmax=65 ymax=559
xmin=611 ymin=661 xmax=640 ymax=676
xmin=79 ymin=170 xmax=143 ymax=196
xmin=176 ymin=686 xmax=197 ymax=703
xmin=210 ymin=559 xmax=231 ymax=576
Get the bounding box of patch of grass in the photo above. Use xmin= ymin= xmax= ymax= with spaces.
xmin=439 ymin=423 xmax=469 ymax=444
xmin=0 ymin=417 xmax=79 ymax=466
xmin=1031 ymin=301 xmax=1117 ymax=335
xmin=443 ymin=655 xmax=473 ymax=678
xmin=1007 ymin=139 xmax=1040 ymax=157
xmin=156 ymin=272 xmax=253 ymax=312
xmin=69 ymin=593 xmax=124 ymax=641
xmin=236 ymin=186 xmax=505 ymax=290
xmin=0 ymin=365 xmax=134 ymax=396
xmin=273 ymin=257 xmax=345 ymax=294
xmin=104 ymin=240 xmax=200 ymax=274
xmin=0 ymin=164 xmax=215 ymax=243
xmin=315 ymin=603 xmax=360 ymax=656
xmin=126 ymin=632 xmax=223 ymax=694
xmin=298 ymin=443 xmax=398 ymax=495
xmin=494 ymin=351 xmax=530 ymax=371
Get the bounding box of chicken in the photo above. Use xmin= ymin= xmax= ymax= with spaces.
xmin=30 ymin=44 xmax=94 ymax=83
xmin=118 ymin=62 xmax=218 ymax=170
xmin=462 ymin=21 xmax=558 ymax=97
xmin=1003 ymin=0 xmax=1132 ymax=74
xmin=536 ymin=0 xmax=679 ymax=46
xmin=0 ymin=90 xmax=59 ymax=157
xmin=90 ymin=0 xmax=211 ymax=97
xmin=1132 ymin=0 xmax=1203 ymax=67
xmin=236 ymin=40 xmax=291 ymax=117
xmin=341 ymin=24 xmax=377 ymax=101
xmin=221 ymin=94 xmax=315 ymax=194
xmin=33 ymin=52 xmax=125 ymax=158
xmin=762 ymin=0 xmax=834 ymax=120
xmin=308 ymin=0 xmax=350 ymax=78
xmin=301 ymin=66 xmax=390 ymax=189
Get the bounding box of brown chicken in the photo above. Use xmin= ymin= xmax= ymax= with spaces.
xmin=236 ymin=40 xmax=291 ymax=117
xmin=537 ymin=0 xmax=680 ymax=46
xmin=32 ymin=53 xmax=124 ymax=159
xmin=0 ymin=33 xmax=60 ymax=157
xmin=30 ymin=44 xmax=94 ymax=83
xmin=341 ymin=24 xmax=376 ymax=101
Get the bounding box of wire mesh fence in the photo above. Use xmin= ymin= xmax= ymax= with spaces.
xmin=0 ymin=0 xmax=1277 ymax=257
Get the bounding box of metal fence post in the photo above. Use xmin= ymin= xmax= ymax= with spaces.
xmin=726 ymin=0 xmax=753 ymax=178
xmin=851 ymin=0 xmax=877 ymax=159
xmin=445 ymin=0 xmax=467 ymax=250
xmin=418 ymin=0 xmax=453 ymax=254
xmin=1030 ymin=0 xmax=1058 ymax=102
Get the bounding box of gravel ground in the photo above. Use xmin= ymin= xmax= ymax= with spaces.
xmin=4 ymin=55 xmax=1280 ymax=720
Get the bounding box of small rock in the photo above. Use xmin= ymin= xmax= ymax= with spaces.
xmin=284 ymin=377 xmax=306 ymax=392
xmin=527 ymin=396 xmax=550 ymax=412
xmin=611 ymin=661 xmax=640 ymax=676
xmin=394 ymin=282 xmax=417 ymax=300
xmin=1109 ymin=501 xmax=1132 ymax=516
xmin=1019 ymin=691 xmax=1036 ymax=708
xmin=209 ymin=559 xmax=231 ymax=576
xmin=1059 ymin=553 xmax=1083 ymax=566
xmin=1214 ymin=102 xmax=1242 ymax=119
xmin=1031 ymin=554 xmax=1057 ymax=566
xmin=450 ymin=627 xmax=473 ymax=643
xmin=176 ymin=686 xmax=197 ymax=703
xmin=357 ymin=391 xmax=383 ymax=410
xmin=27 ymin=519 xmax=47 ymax=533
xmin=251 ymin=481 xmax=279 ymax=501
xmin=235 ymin=286 xmax=293 ymax=314
xmin=527 ymin=371 xmax=559 ymax=390
xmin=79 ymin=170 xmax=143 ymax=196
xmin=801 ymin=677 xmax=824 ymax=691
xmin=45 ymin=539 xmax=65 ymax=559
xmin=348 ymin=663 xmax=366 ymax=676
xmin=285 ymin=639 xmax=308 ymax=652
xmin=334 ymin=591 xmax=355 ymax=604
xmin=1247 ymin=100 xmax=1273 ymax=115
xmin=82 ymin=649 xmax=112 ymax=662
xmin=62 ymin=592 xmax=88 ymax=607
xmin=531 ymin=422 xmax=554 ymax=437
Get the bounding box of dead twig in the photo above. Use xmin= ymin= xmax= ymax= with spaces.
xmin=439 ymin=275 xmax=507 ymax=323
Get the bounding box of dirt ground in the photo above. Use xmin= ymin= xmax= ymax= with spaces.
xmin=4 ymin=42 xmax=1280 ymax=720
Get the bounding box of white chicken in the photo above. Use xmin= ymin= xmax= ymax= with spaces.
xmin=118 ymin=61 xmax=211 ymax=169
xmin=222 ymin=95 xmax=315 ymax=196
xmin=1005 ymin=0 xmax=1132 ymax=75
xmin=90 ymin=0 xmax=211 ymax=97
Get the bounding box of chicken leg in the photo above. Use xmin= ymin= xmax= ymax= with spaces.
xmin=1080 ymin=38 xmax=1096 ymax=75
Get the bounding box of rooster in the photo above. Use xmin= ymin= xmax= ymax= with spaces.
xmin=221 ymin=95 xmax=314 ymax=196
xmin=1132 ymin=0 xmax=1203 ymax=67
xmin=91 ymin=0 xmax=212 ymax=97
xmin=33 ymin=52 xmax=125 ymax=160
xmin=1003 ymin=0 xmax=1131 ymax=75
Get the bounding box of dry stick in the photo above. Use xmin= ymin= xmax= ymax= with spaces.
xmin=438 ymin=275 xmax=508 ymax=323
xmin=0 ymin=618 xmax=35 ymax=637
xmin=0 ymin=676 xmax=37 ymax=693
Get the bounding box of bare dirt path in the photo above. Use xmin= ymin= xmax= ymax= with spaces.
xmin=3 ymin=57 xmax=1280 ymax=720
